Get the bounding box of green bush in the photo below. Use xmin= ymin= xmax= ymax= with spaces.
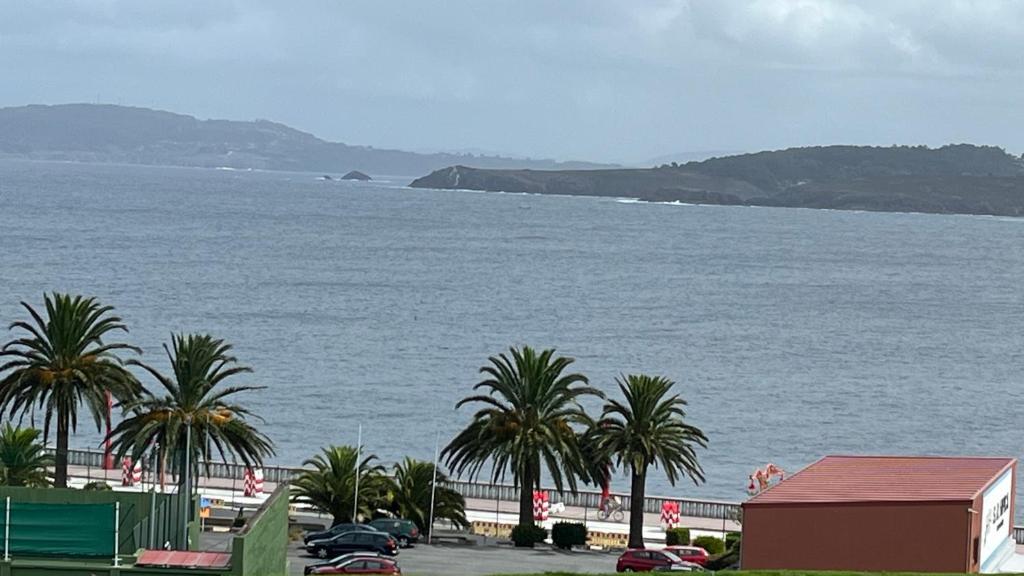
xmin=692 ymin=535 xmax=725 ymax=555
xmin=706 ymin=548 xmax=740 ymax=571
xmin=725 ymin=531 xmax=741 ymax=550
xmin=82 ymin=481 xmax=112 ymax=491
xmin=511 ymin=523 xmax=548 ymax=548
xmin=550 ymin=522 xmax=587 ymax=550
xmin=665 ymin=527 xmax=690 ymax=546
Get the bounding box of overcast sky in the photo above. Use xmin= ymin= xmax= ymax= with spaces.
xmin=2 ymin=0 xmax=1023 ymax=163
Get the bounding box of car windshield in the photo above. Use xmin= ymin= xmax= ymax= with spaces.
xmin=662 ymin=551 xmax=684 ymax=563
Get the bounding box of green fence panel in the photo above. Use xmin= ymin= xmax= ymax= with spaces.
xmin=1 ymin=502 xmax=115 ymax=556
xmin=231 ymin=485 xmax=288 ymax=576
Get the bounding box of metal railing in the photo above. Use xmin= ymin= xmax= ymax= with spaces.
xmin=57 ymin=448 xmax=304 ymax=484
xmin=443 ymin=478 xmax=741 ymax=521
xmin=59 ymin=448 xmax=742 ymax=521
xmin=1014 ymin=526 xmax=1024 ymax=545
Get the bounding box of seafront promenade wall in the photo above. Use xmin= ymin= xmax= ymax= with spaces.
xmin=57 ymin=448 xmax=741 ymax=524
xmin=55 ymin=448 xmax=1024 ymax=547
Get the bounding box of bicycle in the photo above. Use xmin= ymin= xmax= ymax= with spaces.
xmin=597 ymin=498 xmax=624 ymax=522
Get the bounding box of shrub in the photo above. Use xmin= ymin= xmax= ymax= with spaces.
xmin=551 ymin=522 xmax=587 ymax=550
xmin=725 ymin=531 xmax=741 ymax=550
xmin=82 ymin=481 xmax=111 ymax=491
xmin=665 ymin=527 xmax=690 ymax=546
xmin=692 ymin=535 xmax=725 ymax=555
xmin=510 ymin=523 xmax=547 ymax=548
xmin=707 ymin=548 xmax=740 ymax=571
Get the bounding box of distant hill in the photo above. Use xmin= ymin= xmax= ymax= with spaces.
xmin=410 ymin=145 xmax=1024 ymax=217
xmin=0 ymin=104 xmax=614 ymax=175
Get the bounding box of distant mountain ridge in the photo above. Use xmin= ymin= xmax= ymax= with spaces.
xmin=410 ymin=145 xmax=1024 ymax=217
xmin=0 ymin=104 xmax=614 ymax=175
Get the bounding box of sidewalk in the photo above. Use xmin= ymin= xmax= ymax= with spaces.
xmin=69 ymin=464 xmax=738 ymax=542
xmin=463 ymin=497 xmax=739 ymax=540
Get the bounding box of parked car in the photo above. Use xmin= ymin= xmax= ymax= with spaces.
xmin=304 ymin=523 xmax=380 ymax=544
xmin=307 ymin=556 xmax=401 ymax=575
xmin=305 ymin=531 xmax=399 ymax=559
xmin=616 ymin=549 xmax=704 ymax=572
xmin=654 ymin=562 xmax=705 ymax=572
xmin=368 ymin=518 xmax=420 ymax=547
xmin=304 ymin=552 xmax=383 ymax=575
xmin=663 ymin=546 xmax=709 ymax=566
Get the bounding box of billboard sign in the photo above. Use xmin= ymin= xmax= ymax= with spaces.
xmin=980 ymin=468 xmax=1013 ymax=570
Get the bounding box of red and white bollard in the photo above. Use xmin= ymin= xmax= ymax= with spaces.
xmin=121 ymin=457 xmax=141 ymax=487
xmin=660 ymin=501 xmax=681 ymax=529
xmin=243 ymin=467 xmax=264 ymax=497
xmin=532 ymin=490 xmax=550 ymax=521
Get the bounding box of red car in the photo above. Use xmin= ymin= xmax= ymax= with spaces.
xmin=309 ymin=557 xmax=401 ymax=575
xmin=663 ymin=546 xmax=709 ymax=566
xmin=616 ymin=549 xmax=704 ymax=572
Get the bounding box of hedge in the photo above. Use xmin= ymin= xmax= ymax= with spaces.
xmin=692 ymin=535 xmax=725 ymax=555
xmin=511 ymin=523 xmax=548 ymax=548
xmin=551 ymin=522 xmax=587 ymax=550
xmin=665 ymin=527 xmax=690 ymax=546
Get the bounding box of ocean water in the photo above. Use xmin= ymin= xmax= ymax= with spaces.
xmin=1 ymin=159 xmax=1023 ymax=512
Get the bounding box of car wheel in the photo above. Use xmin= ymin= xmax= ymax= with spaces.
xmin=316 ymin=548 xmax=327 ymax=559
xmin=398 ymin=536 xmax=409 ymax=548
xmin=622 ymin=568 xmax=634 ymax=572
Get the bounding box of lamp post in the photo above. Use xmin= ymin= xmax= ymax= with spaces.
xmin=181 ymin=415 xmax=192 ymax=550
xmin=427 ymin=432 xmax=440 ymax=544
xmin=352 ymin=424 xmax=362 ymax=522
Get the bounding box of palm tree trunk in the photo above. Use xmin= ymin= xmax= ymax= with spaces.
xmin=517 ymin=466 xmax=536 ymax=528
xmin=54 ymin=411 xmax=69 ymax=488
xmin=628 ymin=465 xmax=646 ymax=549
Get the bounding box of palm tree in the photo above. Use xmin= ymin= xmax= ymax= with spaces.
xmin=0 ymin=293 xmax=141 ymax=487
xmin=0 ymin=424 xmax=53 ymax=487
xmin=598 ymin=374 xmax=707 ymax=549
xmin=443 ymin=346 xmax=603 ymax=528
xmin=108 ymin=334 xmax=274 ymax=492
xmin=388 ymin=458 xmax=468 ymax=539
xmin=291 ymin=445 xmax=391 ymax=526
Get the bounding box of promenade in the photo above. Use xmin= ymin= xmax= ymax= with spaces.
xmin=66 ymin=461 xmax=739 ymax=548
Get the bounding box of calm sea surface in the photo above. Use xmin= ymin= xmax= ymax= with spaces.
xmin=2 ymin=160 xmax=1023 ymax=512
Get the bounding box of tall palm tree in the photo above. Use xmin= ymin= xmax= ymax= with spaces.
xmin=0 ymin=293 xmax=141 ymax=487
xmin=598 ymin=374 xmax=707 ymax=549
xmin=443 ymin=346 xmax=602 ymax=528
xmin=291 ymin=445 xmax=391 ymax=526
xmin=388 ymin=458 xmax=468 ymax=539
xmin=0 ymin=424 xmax=53 ymax=487
xmin=108 ymin=334 xmax=274 ymax=491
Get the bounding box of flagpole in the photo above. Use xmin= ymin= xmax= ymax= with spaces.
xmin=352 ymin=424 xmax=362 ymax=522
xmin=427 ymin=431 xmax=440 ymax=545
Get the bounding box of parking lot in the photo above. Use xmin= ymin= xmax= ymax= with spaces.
xmin=286 ymin=538 xmax=618 ymax=576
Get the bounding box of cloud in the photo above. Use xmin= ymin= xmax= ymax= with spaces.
xmin=1 ymin=0 xmax=1023 ymax=162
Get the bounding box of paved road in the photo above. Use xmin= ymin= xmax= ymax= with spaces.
xmin=286 ymin=540 xmax=618 ymax=576
xmin=203 ymin=525 xmax=618 ymax=575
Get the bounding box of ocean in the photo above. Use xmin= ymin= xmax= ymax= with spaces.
xmin=1 ymin=159 xmax=1023 ymax=513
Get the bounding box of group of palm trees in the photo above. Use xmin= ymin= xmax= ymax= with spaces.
xmin=290 ymin=446 xmax=467 ymax=537
xmin=0 ymin=292 xmax=708 ymax=551
xmin=0 ymin=293 xmax=273 ymax=490
xmin=443 ymin=346 xmax=708 ymax=549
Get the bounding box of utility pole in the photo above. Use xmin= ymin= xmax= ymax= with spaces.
xmin=352 ymin=425 xmax=362 ymax=522
xmin=181 ymin=416 xmax=192 ymax=550
xmin=427 ymin=432 xmax=440 ymax=544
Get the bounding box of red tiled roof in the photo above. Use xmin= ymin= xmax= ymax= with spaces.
xmin=135 ymin=550 xmax=232 ymax=569
xmin=746 ymin=456 xmax=1015 ymax=505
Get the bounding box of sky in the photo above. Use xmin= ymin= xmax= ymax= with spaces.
xmin=2 ymin=0 xmax=1024 ymax=164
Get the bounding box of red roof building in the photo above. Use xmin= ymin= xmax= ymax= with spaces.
xmin=742 ymin=456 xmax=1016 ymax=573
